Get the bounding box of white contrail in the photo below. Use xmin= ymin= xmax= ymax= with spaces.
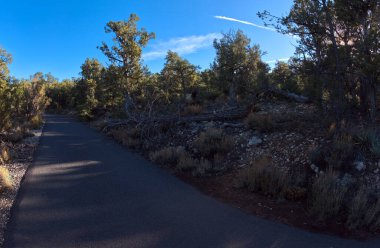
xmin=214 ymin=16 xmax=276 ymax=32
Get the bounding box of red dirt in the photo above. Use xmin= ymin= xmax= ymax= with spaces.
xmin=176 ymin=169 xmax=376 ymax=240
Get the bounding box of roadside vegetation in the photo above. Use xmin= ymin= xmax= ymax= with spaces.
xmin=2 ymin=0 xmax=380 ymax=238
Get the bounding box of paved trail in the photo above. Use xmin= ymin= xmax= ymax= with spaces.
xmin=4 ymin=115 xmax=379 ymax=247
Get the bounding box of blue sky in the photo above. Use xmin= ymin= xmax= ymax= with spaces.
xmin=1 ymin=0 xmax=295 ymax=80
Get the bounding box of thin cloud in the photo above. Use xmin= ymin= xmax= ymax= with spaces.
xmin=265 ymin=58 xmax=290 ymax=64
xmin=143 ymin=33 xmax=222 ymax=61
xmin=214 ymin=16 xmax=276 ymax=32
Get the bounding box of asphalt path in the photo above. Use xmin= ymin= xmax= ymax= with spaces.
xmin=4 ymin=115 xmax=380 ymax=247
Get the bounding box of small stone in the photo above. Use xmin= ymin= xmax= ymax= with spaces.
xmin=248 ymin=136 xmax=263 ymax=146
xmin=374 ymin=169 xmax=379 ymax=174
xmin=310 ymin=164 xmax=319 ymax=173
xmin=354 ymin=161 xmax=366 ymax=172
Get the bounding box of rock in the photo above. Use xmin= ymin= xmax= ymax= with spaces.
xmin=310 ymin=164 xmax=319 ymax=173
xmin=204 ymin=121 xmax=215 ymax=128
xmin=340 ymin=173 xmax=356 ymax=186
xmin=354 ymin=161 xmax=366 ymax=172
xmin=374 ymin=169 xmax=379 ymax=174
xmin=248 ymin=136 xmax=263 ymax=146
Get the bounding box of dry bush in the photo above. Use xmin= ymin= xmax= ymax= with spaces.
xmin=29 ymin=114 xmax=43 ymax=129
xmin=149 ymin=146 xmax=186 ymax=167
xmin=329 ymin=133 xmax=355 ymax=170
xmin=193 ymin=128 xmax=233 ymax=158
xmin=284 ymin=186 xmax=307 ymax=201
xmin=110 ymin=127 xmax=142 ymax=149
xmin=354 ymin=128 xmax=380 ymax=159
xmin=309 ymin=172 xmax=347 ymax=221
xmin=6 ymin=130 xmax=24 ymax=143
xmin=183 ymin=104 xmax=203 ymax=115
xmin=244 ymin=113 xmax=275 ymax=133
xmin=177 ymin=152 xmax=198 ymax=171
xmin=0 ymin=146 xmax=11 ymax=164
xmin=0 ymin=166 xmax=13 ymax=192
xmin=346 ymin=188 xmax=380 ymax=231
xmin=236 ymin=157 xmax=290 ymax=198
xmin=192 ymin=159 xmax=212 ymax=177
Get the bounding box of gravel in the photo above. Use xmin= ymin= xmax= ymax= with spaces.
xmin=0 ymin=127 xmax=43 ymax=247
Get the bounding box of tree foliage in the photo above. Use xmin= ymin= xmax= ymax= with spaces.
xmin=212 ymin=30 xmax=269 ymax=105
xmin=98 ymin=14 xmax=155 ymax=102
xmin=259 ymin=0 xmax=380 ymax=120
xmin=159 ymin=51 xmax=200 ymax=102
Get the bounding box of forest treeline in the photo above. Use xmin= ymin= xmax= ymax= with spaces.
xmin=0 ymin=0 xmax=380 ymax=130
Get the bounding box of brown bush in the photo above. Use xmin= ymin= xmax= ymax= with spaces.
xmin=284 ymin=186 xmax=307 ymax=201
xmin=183 ymin=104 xmax=203 ymax=115
xmin=0 ymin=166 xmax=13 ymax=192
xmin=329 ymin=133 xmax=355 ymax=170
xmin=354 ymin=128 xmax=380 ymax=159
xmin=177 ymin=153 xmax=198 ymax=171
xmin=308 ymin=171 xmax=346 ymax=221
xmin=346 ymin=188 xmax=380 ymax=231
xmin=193 ymin=128 xmax=234 ymax=158
xmin=29 ymin=114 xmax=43 ymax=129
xmin=150 ymin=146 xmax=186 ymax=167
xmin=244 ymin=113 xmax=275 ymax=133
xmin=236 ymin=157 xmax=290 ymax=198
xmin=110 ymin=127 xmax=142 ymax=149
xmin=192 ymin=159 xmax=212 ymax=177
xmin=0 ymin=146 xmax=11 ymax=164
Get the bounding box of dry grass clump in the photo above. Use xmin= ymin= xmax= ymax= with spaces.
xmin=150 ymin=147 xmax=212 ymax=176
xmin=284 ymin=186 xmax=307 ymax=201
xmin=29 ymin=114 xmax=43 ymax=129
xmin=354 ymin=128 xmax=380 ymax=159
xmin=346 ymin=188 xmax=380 ymax=231
xmin=110 ymin=127 xmax=142 ymax=149
xmin=309 ymin=171 xmax=346 ymax=221
xmin=0 ymin=166 xmax=13 ymax=192
xmin=150 ymin=146 xmax=186 ymax=167
xmin=177 ymin=152 xmax=198 ymax=171
xmin=236 ymin=157 xmax=290 ymax=198
xmin=0 ymin=146 xmax=11 ymax=164
xmin=244 ymin=113 xmax=275 ymax=133
xmin=329 ymin=133 xmax=355 ymax=168
xmin=192 ymin=159 xmax=212 ymax=177
xmin=183 ymin=104 xmax=203 ymax=115
xmin=193 ymin=128 xmax=233 ymax=159
xmin=5 ymin=127 xmax=25 ymax=143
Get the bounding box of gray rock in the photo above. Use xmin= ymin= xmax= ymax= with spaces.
xmin=340 ymin=173 xmax=356 ymax=186
xmin=310 ymin=164 xmax=319 ymax=173
xmin=248 ymin=136 xmax=263 ymax=146
xmin=354 ymin=161 xmax=366 ymax=172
